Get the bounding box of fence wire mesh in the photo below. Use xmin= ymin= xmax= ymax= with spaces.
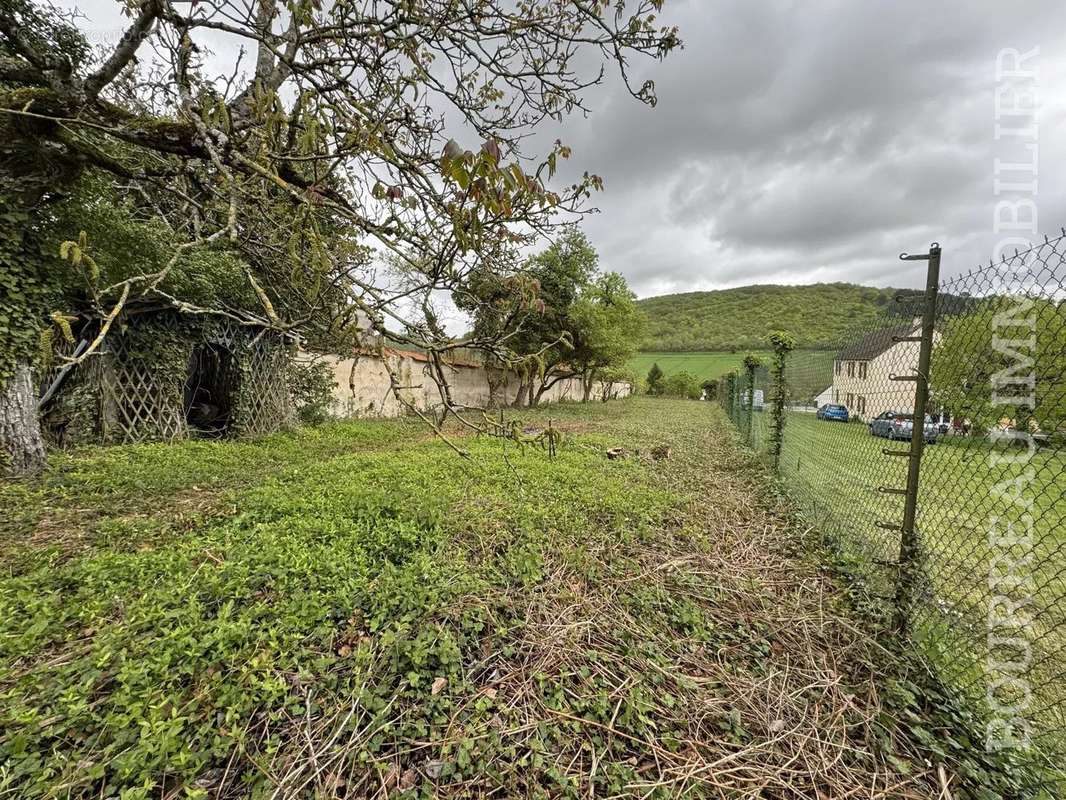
xmin=721 ymin=234 xmax=1066 ymax=783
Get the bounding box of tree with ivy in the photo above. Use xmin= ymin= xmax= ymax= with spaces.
xmin=766 ymin=330 xmax=796 ymax=467
xmin=0 ymin=0 xmax=680 ymax=474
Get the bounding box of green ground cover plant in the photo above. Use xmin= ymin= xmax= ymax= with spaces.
xmin=0 ymin=400 xmax=1045 ymax=798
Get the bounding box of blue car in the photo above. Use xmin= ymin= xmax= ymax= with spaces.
xmin=817 ymin=403 xmax=849 ymax=422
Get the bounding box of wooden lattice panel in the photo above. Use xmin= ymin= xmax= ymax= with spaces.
xmin=100 ymin=338 xmax=188 ymax=444
xmin=42 ymin=314 xmax=294 ymax=445
xmin=232 ymin=336 xmax=293 ymax=437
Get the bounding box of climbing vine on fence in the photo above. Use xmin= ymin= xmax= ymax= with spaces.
xmin=719 ymin=369 xmax=739 ymax=423
xmin=767 ymin=330 xmax=796 ymax=467
xmin=741 ymin=353 xmax=762 ymax=444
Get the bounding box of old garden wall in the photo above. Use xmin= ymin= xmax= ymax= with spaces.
xmin=315 ymin=348 xmax=630 ymax=418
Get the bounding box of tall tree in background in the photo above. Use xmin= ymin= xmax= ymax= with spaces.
xmin=0 ymin=0 xmax=680 ymax=473
xmin=459 ymin=229 xmax=643 ymax=405
xmin=516 ymin=230 xmax=600 ymax=405
xmin=460 ymin=228 xmax=594 ymax=405
xmin=930 ymin=298 xmax=1065 ymax=434
xmin=646 ymin=362 xmax=664 ymax=394
xmin=569 ymin=271 xmax=645 ymax=401
xmin=461 ymin=228 xmax=643 ymax=406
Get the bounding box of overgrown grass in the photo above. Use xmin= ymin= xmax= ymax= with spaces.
xmin=0 ymin=399 xmax=1048 ymax=798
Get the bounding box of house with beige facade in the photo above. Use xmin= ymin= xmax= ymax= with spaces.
xmin=830 ymin=320 xmax=938 ymax=421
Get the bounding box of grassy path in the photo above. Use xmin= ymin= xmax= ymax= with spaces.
xmin=0 ymin=400 xmax=1031 ymax=797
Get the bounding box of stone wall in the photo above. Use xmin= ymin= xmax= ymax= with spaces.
xmin=314 ymin=348 xmax=630 ymax=418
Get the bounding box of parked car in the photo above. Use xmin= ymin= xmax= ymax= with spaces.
xmin=868 ymin=411 xmax=939 ymax=443
xmin=816 ymin=403 xmax=849 ymax=422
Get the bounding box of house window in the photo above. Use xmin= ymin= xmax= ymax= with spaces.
xmin=835 ymin=360 xmax=841 ymax=376
xmin=846 ymin=392 xmax=854 ymax=409
xmin=847 ymin=361 xmax=855 ymax=378
xmin=857 ymin=396 xmax=866 ymax=416
xmin=858 ymin=362 xmax=867 ymax=379
xmin=834 ymin=389 xmax=839 ymax=403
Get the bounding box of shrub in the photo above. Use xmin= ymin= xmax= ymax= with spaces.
xmin=661 ymin=371 xmax=702 ymax=400
xmin=290 ymin=358 xmax=337 ymax=425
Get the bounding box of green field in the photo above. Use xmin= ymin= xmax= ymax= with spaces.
xmin=628 ymin=351 xmax=767 ymax=382
xmin=630 ymin=351 xmax=837 ymax=404
xmin=769 ymin=410 xmax=1066 ymax=769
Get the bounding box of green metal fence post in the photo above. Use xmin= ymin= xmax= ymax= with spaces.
xmin=893 ymin=242 xmax=941 ymax=632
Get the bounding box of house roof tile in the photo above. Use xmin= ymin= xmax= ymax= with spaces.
xmin=838 ymin=322 xmax=917 ymax=361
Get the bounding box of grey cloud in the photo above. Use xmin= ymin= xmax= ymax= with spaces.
xmin=542 ymin=0 xmax=1066 ymax=299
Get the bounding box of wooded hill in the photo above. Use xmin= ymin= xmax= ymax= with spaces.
xmin=637 ymin=283 xmax=908 ymax=351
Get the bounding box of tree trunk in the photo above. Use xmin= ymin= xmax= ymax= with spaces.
xmin=582 ymin=374 xmax=593 ymax=403
xmin=1 ymin=362 xmax=46 ymax=478
xmin=512 ymin=379 xmax=532 ymax=407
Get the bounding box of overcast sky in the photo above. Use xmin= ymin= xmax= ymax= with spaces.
xmin=68 ymin=0 xmax=1066 ymax=299
xmin=540 ymin=0 xmax=1066 ymax=297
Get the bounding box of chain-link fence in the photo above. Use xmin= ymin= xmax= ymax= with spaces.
xmin=721 ymin=235 xmax=1066 ymax=784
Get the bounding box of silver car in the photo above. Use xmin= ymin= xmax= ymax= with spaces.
xmin=869 ymin=411 xmax=939 ymax=443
